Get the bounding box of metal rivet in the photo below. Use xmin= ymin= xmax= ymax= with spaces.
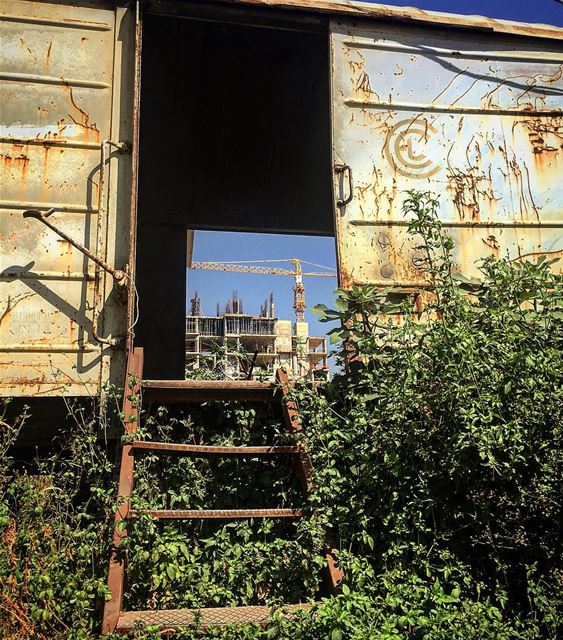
xmin=378 ymin=233 xmax=390 ymax=247
xmin=412 ymin=253 xmax=426 ymax=269
xmin=380 ymin=263 xmax=394 ymax=278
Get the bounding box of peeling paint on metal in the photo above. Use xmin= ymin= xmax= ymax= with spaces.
xmin=227 ymin=0 xmax=563 ymax=40
xmin=0 ymin=0 xmax=122 ymax=396
xmin=331 ymin=20 xmax=563 ymax=289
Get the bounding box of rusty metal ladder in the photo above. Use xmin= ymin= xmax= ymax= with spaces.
xmin=102 ymin=348 xmax=343 ymax=634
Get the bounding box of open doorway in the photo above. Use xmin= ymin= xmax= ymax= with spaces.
xmin=134 ymin=11 xmax=335 ymax=379
xmin=186 ymin=231 xmax=337 ymax=382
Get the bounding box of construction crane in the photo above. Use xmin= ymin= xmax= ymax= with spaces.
xmin=190 ymin=259 xmax=335 ymax=323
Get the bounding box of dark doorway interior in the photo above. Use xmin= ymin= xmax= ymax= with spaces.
xmin=135 ymin=13 xmax=334 ymax=379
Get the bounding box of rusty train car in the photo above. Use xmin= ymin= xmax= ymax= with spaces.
xmin=1 ymin=0 xmax=562 ymax=398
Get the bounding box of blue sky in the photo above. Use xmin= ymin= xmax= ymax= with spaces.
xmin=188 ymin=232 xmax=338 ymax=332
xmin=187 ymin=0 xmax=563 ymax=347
xmin=372 ymin=0 xmax=563 ymax=25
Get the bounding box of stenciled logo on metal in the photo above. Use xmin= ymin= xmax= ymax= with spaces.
xmin=384 ymin=118 xmax=440 ymax=179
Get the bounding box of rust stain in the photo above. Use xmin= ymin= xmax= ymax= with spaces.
xmin=446 ymin=166 xmax=499 ymax=221
xmin=4 ymin=377 xmax=48 ymax=386
xmin=482 ymin=234 xmax=501 ymax=257
xmin=356 ymin=71 xmax=373 ymax=94
xmin=519 ymin=117 xmax=562 ymax=156
xmin=338 ymin=263 xmax=353 ymax=290
xmin=58 ymin=239 xmax=75 ymax=273
xmin=0 ymin=293 xmax=36 ymax=329
xmin=42 ymin=144 xmax=51 ymax=171
xmin=2 ymin=145 xmax=30 ymax=186
xmin=1 ymin=152 xmax=30 ymax=165
xmin=63 ymin=83 xmax=100 ymax=139
xmin=506 ymin=156 xmax=541 ymax=222
xmin=543 ymin=65 xmax=563 ymax=84
xmin=45 ymin=40 xmax=53 ymax=71
xmin=19 ymin=37 xmax=37 ymax=62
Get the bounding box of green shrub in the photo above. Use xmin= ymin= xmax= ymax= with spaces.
xmin=1 ymin=192 xmax=561 ymax=638
xmin=303 ymin=191 xmax=563 ymax=638
xmin=0 ymin=399 xmax=115 ymax=639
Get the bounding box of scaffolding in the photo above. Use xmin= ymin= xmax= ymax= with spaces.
xmin=186 ymin=294 xmax=328 ymax=381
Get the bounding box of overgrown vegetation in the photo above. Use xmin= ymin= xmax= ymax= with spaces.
xmin=122 ymin=402 xmax=322 ymax=614
xmin=1 ymin=192 xmax=561 ymax=638
xmin=0 ymin=398 xmax=116 ymax=639
xmin=185 ymin=341 xmax=270 ymax=381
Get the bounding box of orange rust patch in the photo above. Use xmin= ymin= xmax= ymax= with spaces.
xmin=2 ymin=148 xmax=30 ymax=186
xmin=482 ymin=234 xmax=501 ymax=258
xmin=64 ymin=83 xmax=100 ymax=140
xmin=446 ymin=167 xmax=499 ymax=221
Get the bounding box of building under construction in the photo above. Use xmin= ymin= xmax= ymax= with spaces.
xmin=186 ymin=293 xmax=328 ymax=380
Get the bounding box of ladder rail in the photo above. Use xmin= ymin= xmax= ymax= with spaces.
xmin=102 ymin=347 xmax=144 ymax=634
xmin=276 ymin=368 xmax=344 ymax=592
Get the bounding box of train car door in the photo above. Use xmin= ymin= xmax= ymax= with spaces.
xmin=330 ymin=18 xmax=563 ymax=290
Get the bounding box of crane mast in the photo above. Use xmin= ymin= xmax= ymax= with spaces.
xmin=289 ymin=259 xmax=306 ymax=323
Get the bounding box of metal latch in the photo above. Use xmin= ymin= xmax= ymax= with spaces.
xmin=334 ymin=163 xmax=354 ymax=208
xmin=22 ymin=208 xmax=127 ymax=285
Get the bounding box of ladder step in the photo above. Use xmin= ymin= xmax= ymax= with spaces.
xmin=116 ymin=603 xmax=311 ymax=631
xmin=131 ymin=441 xmax=299 ymax=455
xmin=130 ymin=508 xmax=306 ymax=519
xmin=143 ymin=379 xmax=276 ymax=403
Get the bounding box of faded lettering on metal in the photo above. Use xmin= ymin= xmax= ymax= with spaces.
xmin=331 ymin=21 xmax=563 ymax=288
xmin=384 ymin=119 xmax=441 ymax=179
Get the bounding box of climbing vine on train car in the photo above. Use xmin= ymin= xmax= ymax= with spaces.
xmin=1 ymin=192 xmax=561 ymax=639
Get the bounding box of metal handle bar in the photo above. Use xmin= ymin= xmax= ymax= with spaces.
xmin=23 ymin=208 xmax=127 ymax=284
xmin=334 ymin=163 xmax=354 ymax=208
xmin=22 ymin=139 xmax=129 ymax=348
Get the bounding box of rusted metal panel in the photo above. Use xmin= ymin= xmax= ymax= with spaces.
xmin=4 ymin=0 xmax=562 ymax=397
xmin=228 ymin=0 xmax=563 ymax=41
xmin=330 ymin=20 xmax=563 ymax=289
xmin=0 ymin=1 xmax=133 ymax=396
